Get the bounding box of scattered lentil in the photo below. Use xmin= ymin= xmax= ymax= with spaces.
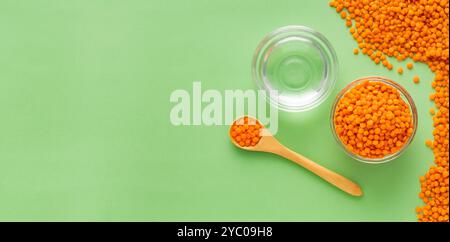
xmin=430 ymin=108 xmax=436 ymax=116
xmin=329 ymin=0 xmax=449 ymax=222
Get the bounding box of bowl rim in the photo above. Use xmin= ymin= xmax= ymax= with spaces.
xmin=330 ymin=76 xmax=419 ymax=164
xmin=252 ymin=25 xmax=339 ymax=112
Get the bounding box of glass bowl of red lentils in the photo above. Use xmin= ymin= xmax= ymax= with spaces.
xmin=331 ymin=76 xmax=418 ymax=164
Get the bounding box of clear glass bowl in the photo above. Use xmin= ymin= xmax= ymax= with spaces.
xmin=330 ymin=76 xmax=418 ymax=164
xmin=252 ymin=25 xmax=338 ymax=112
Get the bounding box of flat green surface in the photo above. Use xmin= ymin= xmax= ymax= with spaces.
xmin=0 ymin=0 xmax=435 ymax=221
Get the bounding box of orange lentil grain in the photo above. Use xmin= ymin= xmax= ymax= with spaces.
xmin=430 ymin=108 xmax=435 ymax=116
xmin=413 ymin=76 xmax=420 ymax=84
xmin=397 ymin=67 xmax=404 ymax=75
xmin=353 ymin=48 xmax=359 ymax=55
xmin=346 ymin=20 xmax=352 ymax=27
xmin=407 ymin=63 xmax=414 ymax=70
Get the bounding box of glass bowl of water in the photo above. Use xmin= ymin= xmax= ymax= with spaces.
xmin=252 ymin=25 xmax=338 ymax=112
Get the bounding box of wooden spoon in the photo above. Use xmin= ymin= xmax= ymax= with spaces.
xmin=229 ymin=123 xmax=363 ymax=197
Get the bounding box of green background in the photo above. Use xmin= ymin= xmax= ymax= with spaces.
xmin=0 ymin=0 xmax=436 ymax=221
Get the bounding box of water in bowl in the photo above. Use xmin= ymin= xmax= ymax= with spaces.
xmin=262 ymin=36 xmax=327 ymax=110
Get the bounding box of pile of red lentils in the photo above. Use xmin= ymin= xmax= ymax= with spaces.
xmin=334 ymin=80 xmax=415 ymax=159
xmin=230 ymin=117 xmax=262 ymax=147
xmin=329 ymin=0 xmax=449 ymax=222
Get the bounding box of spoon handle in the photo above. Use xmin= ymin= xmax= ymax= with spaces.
xmin=264 ymin=137 xmax=363 ymax=196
